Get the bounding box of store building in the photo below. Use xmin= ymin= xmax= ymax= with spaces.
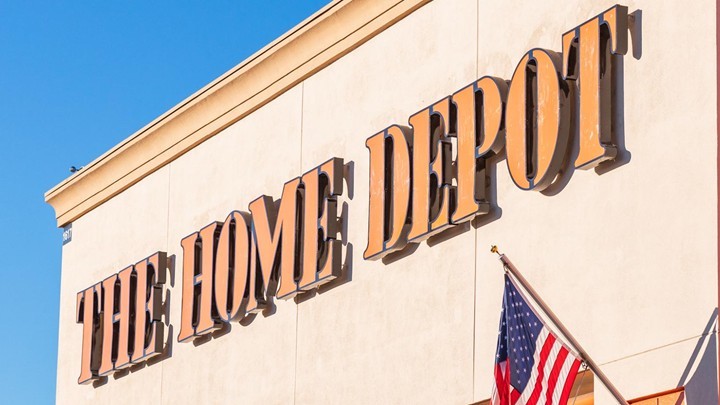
xmin=45 ymin=0 xmax=719 ymax=403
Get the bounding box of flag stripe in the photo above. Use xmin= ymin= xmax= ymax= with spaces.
xmin=526 ymin=334 xmax=557 ymax=405
xmin=517 ymin=328 xmax=550 ymax=405
xmin=494 ymin=362 xmax=508 ymax=405
xmin=533 ymin=340 xmax=562 ymax=405
xmin=558 ymin=359 xmax=582 ymax=405
xmin=551 ymin=352 xmax=579 ymax=404
xmin=510 ymin=387 xmax=521 ymax=405
xmin=544 ymin=347 xmax=570 ymax=404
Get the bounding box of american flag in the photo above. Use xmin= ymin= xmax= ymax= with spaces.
xmin=492 ymin=274 xmax=583 ymax=405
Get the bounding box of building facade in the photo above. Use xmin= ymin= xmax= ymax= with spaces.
xmin=46 ymin=0 xmax=719 ymax=403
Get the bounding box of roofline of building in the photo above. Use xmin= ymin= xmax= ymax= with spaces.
xmin=44 ymin=0 xmax=431 ymax=227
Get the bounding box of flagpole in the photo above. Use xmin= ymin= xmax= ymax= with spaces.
xmin=491 ymin=246 xmax=628 ymax=405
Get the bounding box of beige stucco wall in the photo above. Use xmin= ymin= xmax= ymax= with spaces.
xmin=55 ymin=0 xmax=719 ymax=404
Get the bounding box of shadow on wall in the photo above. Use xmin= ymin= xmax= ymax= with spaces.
xmin=678 ymin=308 xmax=718 ymax=404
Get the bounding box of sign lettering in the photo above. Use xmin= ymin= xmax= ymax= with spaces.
xmin=74 ymin=5 xmax=632 ymax=384
xmin=76 ymin=253 xmax=166 ymax=384
xmin=365 ymin=5 xmax=629 ymax=258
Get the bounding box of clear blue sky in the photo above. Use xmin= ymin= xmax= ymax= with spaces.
xmin=0 ymin=1 xmax=329 ymax=402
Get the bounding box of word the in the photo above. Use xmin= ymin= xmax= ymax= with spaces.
xmin=76 ymin=252 xmax=167 ymax=384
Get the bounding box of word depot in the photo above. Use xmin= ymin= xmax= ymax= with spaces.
xmin=74 ymin=5 xmax=631 ymax=384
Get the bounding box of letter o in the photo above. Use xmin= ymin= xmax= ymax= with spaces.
xmin=214 ymin=211 xmax=252 ymax=322
xmin=505 ymin=48 xmax=570 ymax=191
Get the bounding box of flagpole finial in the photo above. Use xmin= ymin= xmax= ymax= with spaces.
xmin=490 ymin=245 xmax=501 ymax=256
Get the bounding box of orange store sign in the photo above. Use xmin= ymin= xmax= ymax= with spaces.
xmin=74 ymin=5 xmax=631 ymax=384
xmin=177 ymin=158 xmax=344 ymax=341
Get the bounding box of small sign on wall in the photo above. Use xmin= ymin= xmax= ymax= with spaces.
xmin=62 ymin=224 xmax=72 ymax=245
